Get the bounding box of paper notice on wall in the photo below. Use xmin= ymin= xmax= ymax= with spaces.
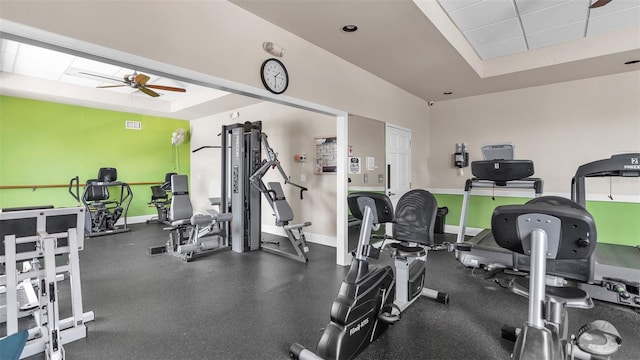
xmin=349 ymin=157 xmax=361 ymax=174
xmin=366 ymin=156 xmax=375 ymax=171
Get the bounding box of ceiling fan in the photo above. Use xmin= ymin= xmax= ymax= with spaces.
xmin=589 ymin=0 xmax=613 ymax=8
xmin=79 ymin=71 xmax=186 ymax=97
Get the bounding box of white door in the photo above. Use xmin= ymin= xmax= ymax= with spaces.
xmin=386 ymin=124 xmax=411 ymax=234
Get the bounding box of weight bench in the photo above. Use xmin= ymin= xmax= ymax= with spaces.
xmin=263 ymin=182 xmax=312 ymax=263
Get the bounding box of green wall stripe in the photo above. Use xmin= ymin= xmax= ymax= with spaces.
xmin=0 ymin=96 xmax=190 ymax=217
xmin=433 ymin=193 xmax=639 ymax=246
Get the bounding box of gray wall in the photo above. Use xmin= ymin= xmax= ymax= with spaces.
xmin=348 ymin=115 xmax=385 ymax=188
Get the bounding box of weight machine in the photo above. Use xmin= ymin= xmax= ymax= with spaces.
xmin=218 ymin=121 xmax=312 ymax=263
xmin=149 ymin=175 xmax=232 ymax=262
xmin=0 ymin=206 xmax=94 ymax=359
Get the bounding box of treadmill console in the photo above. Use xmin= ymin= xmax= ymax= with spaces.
xmin=471 ymin=160 xmax=534 ymax=185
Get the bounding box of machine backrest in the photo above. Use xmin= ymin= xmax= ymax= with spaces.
xmin=84 ymin=179 xmax=109 ymax=202
xmin=268 ymin=182 xmax=294 ymax=223
xmin=162 ymin=172 xmax=177 ymax=190
xmin=347 ymin=192 xmax=394 ymax=224
xmin=150 ymin=186 xmax=168 ymax=201
xmin=168 ymin=175 xmax=192 ymax=222
xmin=98 ymin=167 xmax=117 ymax=182
xmin=492 ymin=196 xmax=597 ymax=282
xmin=393 ymin=189 xmax=438 ymax=246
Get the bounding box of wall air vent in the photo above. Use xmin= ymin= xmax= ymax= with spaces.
xmin=125 ymin=120 xmax=142 ymax=130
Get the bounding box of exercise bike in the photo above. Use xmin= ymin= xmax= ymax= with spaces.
xmin=146 ymin=172 xmax=176 ymax=225
xmin=290 ymin=190 xmax=449 ymax=360
xmin=493 ymin=197 xmax=622 ymax=360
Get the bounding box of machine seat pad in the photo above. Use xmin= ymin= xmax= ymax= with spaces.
xmin=171 ymin=219 xmax=191 ymax=227
xmin=284 ymin=221 xmax=312 ymax=230
xmin=511 ymin=276 xmax=593 ymax=309
xmin=385 ymin=242 xmax=426 ymax=258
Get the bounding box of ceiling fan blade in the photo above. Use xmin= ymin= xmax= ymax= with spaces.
xmin=590 ymin=0 xmax=612 ymax=8
xmin=145 ymin=84 xmax=187 ymax=92
xmin=138 ymin=85 xmax=160 ymax=97
xmin=79 ymin=71 xmax=126 ymax=84
xmin=97 ymin=85 xmax=126 ymax=89
xmin=134 ymin=73 xmax=151 ymax=86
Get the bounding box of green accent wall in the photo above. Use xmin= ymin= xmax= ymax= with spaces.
xmin=0 ymin=96 xmax=190 ymax=217
xmin=433 ymin=193 xmax=639 ymax=246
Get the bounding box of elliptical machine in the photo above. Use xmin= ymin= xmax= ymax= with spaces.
xmin=492 ymin=197 xmax=622 ymax=360
xmin=69 ymin=167 xmax=133 ymax=237
xmin=290 ymin=190 xmax=449 ymax=360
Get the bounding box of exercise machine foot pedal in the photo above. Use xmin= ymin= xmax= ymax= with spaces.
xmin=378 ymin=304 xmax=401 ymax=324
xmin=501 ymin=325 xmax=518 ymax=342
xmin=576 ymin=320 xmax=622 ymax=357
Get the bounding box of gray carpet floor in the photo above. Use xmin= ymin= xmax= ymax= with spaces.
xmin=20 ymin=224 xmax=640 ymax=360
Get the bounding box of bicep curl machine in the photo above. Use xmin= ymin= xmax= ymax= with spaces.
xmin=290 ymin=190 xmax=449 ymax=360
xmin=493 ymin=197 xmax=622 ymax=360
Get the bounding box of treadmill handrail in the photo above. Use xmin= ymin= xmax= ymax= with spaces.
xmin=465 ymin=177 xmax=544 ymax=194
xmin=456 ymin=177 xmax=544 ymax=246
xmin=571 ymin=153 xmax=640 ymax=206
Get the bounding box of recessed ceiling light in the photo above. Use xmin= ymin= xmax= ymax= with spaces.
xmin=341 ymin=24 xmax=358 ymax=33
xmin=443 ymin=92 xmax=453 ymax=95
xmin=624 ymin=60 xmax=640 ymax=65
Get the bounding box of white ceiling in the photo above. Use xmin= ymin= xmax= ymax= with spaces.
xmin=0 ymin=0 xmax=638 ymax=117
xmin=439 ymin=0 xmax=640 ymax=59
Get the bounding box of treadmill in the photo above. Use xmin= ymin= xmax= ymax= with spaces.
xmin=572 ymin=153 xmax=640 ymax=308
xmin=455 ymin=144 xmax=543 ymax=269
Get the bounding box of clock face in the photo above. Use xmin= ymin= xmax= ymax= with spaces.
xmin=260 ymin=58 xmax=288 ymax=94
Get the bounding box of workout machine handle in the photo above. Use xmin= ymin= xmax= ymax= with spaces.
xmin=286 ymin=180 xmax=308 ymax=200
xmin=68 ymin=176 xmax=80 ymax=204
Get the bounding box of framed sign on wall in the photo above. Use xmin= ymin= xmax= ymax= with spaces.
xmin=315 ymin=136 xmax=337 ymax=174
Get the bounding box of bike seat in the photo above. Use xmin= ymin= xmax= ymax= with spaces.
xmin=385 ymin=243 xmax=426 ymax=258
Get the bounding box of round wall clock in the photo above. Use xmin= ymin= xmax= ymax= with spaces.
xmin=260 ymin=58 xmax=289 ymax=94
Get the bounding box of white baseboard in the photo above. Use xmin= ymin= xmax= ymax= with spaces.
xmin=443 ymin=224 xmax=483 ymax=236
xmin=429 ymin=188 xmax=640 ymax=203
xmin=117 ymin=215 xmax=155 ymax=226
xmin=261 ymin=224 xmax=336 ymax=248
